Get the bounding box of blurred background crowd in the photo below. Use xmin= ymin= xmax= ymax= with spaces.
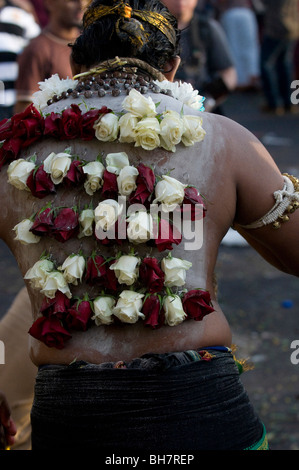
xmin=0 ymin=0 xmax=298 ymax=119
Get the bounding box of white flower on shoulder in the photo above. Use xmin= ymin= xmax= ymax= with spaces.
xmin=127 ymin=211 xmax=153 ymax=244
xmin=13 ymin=219 xmax=41 ymax=245
xmin=122 ymin=89 xmax=157 ymax=118
xmin=153 ymin=79 xmax=205 ymax=111
xmin=134 ymin=117 xmax=160 ymax=151
xmin=32 ymin=74 xmax=78 ymax=111
xmin=160 ymin=110 xmax=184 ymax=152
xmin=182 ymin=115 xmax=206 ymax=146
xmin=94 ymin=113 xmax=119 ymax=142
xmin=94 ymin=199 xmax=123 ymax=232
xmin=119 ymin=113 xmax=139 ymax=143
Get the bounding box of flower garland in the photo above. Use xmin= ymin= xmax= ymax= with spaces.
xmin=26 ymin=251 xmax=214 ymax=349
xmin=2 ymin=76 xmax=212 ymax=349
xmin=0 ymin=86 xmax=205 ymax=170
xmin=10 ymin=151 xmax=206 ymax=249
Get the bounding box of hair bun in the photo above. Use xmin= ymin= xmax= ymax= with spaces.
xmin=115 ymin=17 xmax=147 ymax=54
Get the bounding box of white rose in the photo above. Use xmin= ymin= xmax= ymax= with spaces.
xmin=182 ymin=115 xmax=206 ymax=146
xmin=163 ymin=295 xmax=187 ymax=326
xmin=161 ymin=256 xmax=192 ymax=287
xmin=160 ymin=110 xmax=184 ymax=152
xmin=94 ymin=199 xmax=123 ymax=232
xmin=43 ymin=152 xmax=72 ymax=184
xmin=109 ymin=255 xmax=140 ymax=286
xmin=127 ymin=211 xmax=153 ymax=244
xmin=83 ymin=161 xmax=105 ymax=195
xmin=153 ymin=175 xmax=187 ymax=211
xmin=118 ymin=113 xmax=139 ymax=143
xmin=40 ymin=271 xmax=72 ymax=299
xmin=134 ymin=117 xmax=160 ymax=151
xmin=105 ymin=152 xmax=130 ymax=174
xmin=122 ymin=89 xmax=157 ymax=117
xmin=117 ymin=165 xmax=139 ymax=197
xmin=58 ymin=254 xmax=85 ymax=285
xmin=7 ymin=159 xmax=35 ymax=191
xmin=94 ymin=113 xmax=119 ymax=142
xmin=113 ymin=290 xmax=145 ymax=324
xmin=13 ymin=219 xmax=41 ymax=245
xmin=92 ymin=296 xmax=116 ymax=325
xmin=78 ymin=209 xmax=94 ymax=238
xmin=24 ymin=259 xmax=54 ymax=289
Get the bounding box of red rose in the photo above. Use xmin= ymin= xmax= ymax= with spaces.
xmin=30 ymin=207 xmax=54 ymax=236
xmin=11 ymin=103 xmax=44 ymax=147
xmin=26 ymin=165 xmax=56 ymax=199
xmin=65 ymin=160 xmax=85 ymax=186
xmin=28 ymin=315 xmax=71 ymax=349
xmin=52 ymin=207 xmax=79 ymax=242
xmin=139 ymin=257 xmax=165 ymax=293
xmin=0 ymin=137 xmax=23 ymax=168
xmin=60 ymin=104 xmax=82 ymax=139
xmin=154 ymin=218 xmax=182 ymax=252
xmin=182 ymin=289 xmax=215 ymax=321
xmin=80 ymin=109 xmax=101 ymax=140
xmin=182 ymin=187 xmax=206 ymax=221
xmin=129 ymin=163 xmax=155 ymax=206
xmin=85 ymin=254 xmax=118 ymax=291
xmin=39 ymin=291 xmax=71 ymax=319
xmin=102 ymin=170 xmax=118 ymax=199
xmin=44 ymin=112 xmax=62 ymax=138
xmin=65 ymin=299 xmax=92 ymax=331
xmin=0 ymin=117 xmax=13 ymax=141
xmin=142 ymin=294 xmax=163 ymax=329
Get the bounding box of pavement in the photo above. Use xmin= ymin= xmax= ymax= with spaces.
xmin=0 ymin=88 xmax=299 ymax=450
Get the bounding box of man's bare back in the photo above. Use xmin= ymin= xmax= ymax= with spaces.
xmin=1 ymin=84 xmax=292 ymax=367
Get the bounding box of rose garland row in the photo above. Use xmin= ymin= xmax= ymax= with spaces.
xmin=7 ymin=150 xmax=205 ymax=210
xmin=25 ymin=251 xmax=197 ymax=297
xmin=0 ymin=88 xmax=206 ymax=169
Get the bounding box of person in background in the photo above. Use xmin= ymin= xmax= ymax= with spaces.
xmin=260 ymin=0 xmax=299 ymax=114
xmin=163 ymin=0 xmax=237 ymax=112
xmin=14 ymin=0 xmax=85 ymax=113
xmin=0 ymin=0 xmax=40 ymax=120
xmin=215 ymin=0 xmax=261 ymax=90
xmin=29 ymin=0 xmax=49 ymax=27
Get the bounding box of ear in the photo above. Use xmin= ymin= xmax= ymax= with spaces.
xmin=163 ymin=56 xmax=181 ymax=82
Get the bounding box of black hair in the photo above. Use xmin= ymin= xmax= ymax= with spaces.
xmin=71 ymin=0 xmax=180 ymax=72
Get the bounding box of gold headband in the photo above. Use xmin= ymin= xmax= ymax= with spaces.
xmin=83 ymin=1 xmax=177 ymax=46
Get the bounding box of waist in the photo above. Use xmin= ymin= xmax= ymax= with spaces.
xmin=30 ymin=310 xmax=232 ymax=366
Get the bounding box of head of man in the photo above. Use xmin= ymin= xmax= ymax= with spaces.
xmin=162 ymin=0 xmax=198 ymax=27
xmin=44 ymin=0 xmax=85 ymax=29
xmin=70 ymin=0 xmax=181 ymax=76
